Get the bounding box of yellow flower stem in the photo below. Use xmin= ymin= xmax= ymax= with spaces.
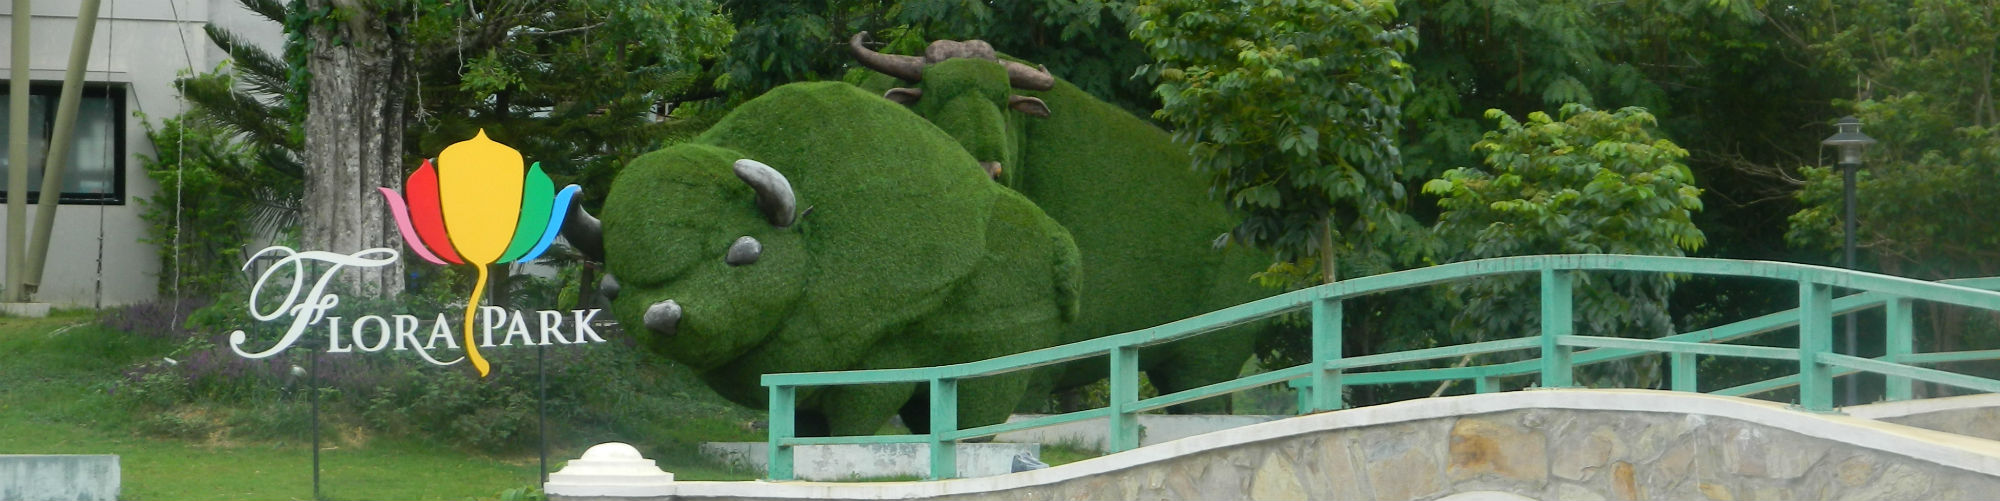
xmin=463 ymin=263 xmax=493 ymax=377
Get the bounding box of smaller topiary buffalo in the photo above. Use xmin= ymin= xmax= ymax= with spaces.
xmin=850 ymin=34 xmax=1268 ymax=413
xmin=565 ymin=82 xmax=1081 ymax=436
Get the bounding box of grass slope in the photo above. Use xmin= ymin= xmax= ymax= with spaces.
xmin=0 ymin=312 xmax=760 ymax=500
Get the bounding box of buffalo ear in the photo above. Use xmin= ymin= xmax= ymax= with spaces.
xmin=885 ymin=88 xmax=923 ymax=105
xmin=1009 ymin=95 xmax=1050 ymax=117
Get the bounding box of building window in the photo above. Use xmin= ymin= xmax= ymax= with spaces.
xmin=0 ymin=83 xmax=126 ymax=205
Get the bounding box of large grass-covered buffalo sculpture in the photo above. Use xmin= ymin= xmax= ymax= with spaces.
xmin=566 ymin=82 xmax=1081 ymax=435
xmin=849 ymin=34 xmax=1269 ymax=412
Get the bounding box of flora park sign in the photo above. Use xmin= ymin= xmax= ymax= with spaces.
xmin=228 ymin=131 xmax=603 ymax=376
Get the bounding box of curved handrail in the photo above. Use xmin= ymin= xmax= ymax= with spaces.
xmin=758 ymin=254 xmax=2000 ymax=481
xmin=764 ymin=256 xmax=2000 ymax=386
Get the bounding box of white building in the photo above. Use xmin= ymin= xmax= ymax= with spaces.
xmin=0 ymin=0 xmax=279 ymax=307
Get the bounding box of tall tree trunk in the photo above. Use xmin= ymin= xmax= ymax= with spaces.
xmin=304 ymin=0 xmax=407 ymax=297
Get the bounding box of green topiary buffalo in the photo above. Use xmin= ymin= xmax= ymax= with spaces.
xmin=849 ymin=34 xmax=1269 ymax=412
xmin=565 ymin=81 xmax=1082 ymax=435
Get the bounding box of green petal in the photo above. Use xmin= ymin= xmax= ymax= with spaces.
xmin=500 ymin=162 xmax=556 ymax=263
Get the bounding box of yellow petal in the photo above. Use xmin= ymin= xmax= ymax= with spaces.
xmin=437 ymin=130 xmax=525 ymax=264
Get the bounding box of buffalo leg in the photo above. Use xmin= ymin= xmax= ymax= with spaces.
xmin=1145 ymin=325 xmax=1257 ymax=414
xmin=795 ymin=409 xmax=831 ymax=438
xmin=819 ymin=382 xmax=918 ymax=436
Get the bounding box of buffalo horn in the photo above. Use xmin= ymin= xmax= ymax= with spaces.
xmin=733 ymin=159 xmax=797 ymax=227
xmin=563 ymin=197 xmax=605 ymax=261
xmin=849 ymin=32 xmax=925 ymax=82
xmin=1004 ymin=61 xmax=1055 ymax=91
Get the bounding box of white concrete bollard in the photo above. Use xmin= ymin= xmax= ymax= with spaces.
xmin=544 ymin=442 xmax=676 ymax=498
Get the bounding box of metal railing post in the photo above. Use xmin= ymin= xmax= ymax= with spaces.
xmin=1474 ymin=375 xmax=1498 ymax=394
xmin=1108 ymin=346 xmax=1141 ymax=452
xmin=767 ymin=385 xmax=797 ymax=480
xmin=1540 ymin=269 xmax=1575 ymax=387
xmin=1885 ymin=297 xmax=1915 ymax=401
xmin=1799 ymin=281 xmax=1835 ymax=411
xmin=1288 ymin=379 xmax=1311 ymax=415
xmin=1310 ymin=297 xmax=1345 ymax=411
xmin=927 ymin=378 xmax=958 ymax=479
xmin=1671 ymin=352 xmax=1697 ymax=392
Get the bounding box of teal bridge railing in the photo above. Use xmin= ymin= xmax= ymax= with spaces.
xmin=760 ymin=255 xmax=2000 ymax=481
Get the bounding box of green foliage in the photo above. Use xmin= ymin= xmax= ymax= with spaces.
xmin=106 ymin=310 xmax=760 ymax=453
xmin=137 ymin=116 xmax=281 ymax=298
xmin=500 ymin=486 xmax=548 ymax=501
xmin=1428 ymin=105 xmax=1705 ymax=257
xmin=400 ymin=0 xmax=736 ymax=206
xmin=0 ymin=315 xmax=558 ymax=499
xmin=187 ymin=0 xmax=306 ymax=179
xmin=1133 ymin=0 xmax=1419 ymax=277
xmin=1781 ymin=0 xmax=2000 ymax=372
xmin=1396 ymin=1 xmax=1845 ymax=362
xmin=721 ymin=1 xmax=1159 ymax=113
xmin=600 ymin=82 xmax=1078 ymax=434
xmin=1396 ymin=0 xmax=1830 ymax=209
xmin=179 ymin=0 xmax=735 ymax=207
xmin=158 ymin=0 xmax=739 ymax=298
xmin=1790 ymin=0 xmax=2000 ymax=280
xmin=1425 ymin=104 xmax=1705 ymax=387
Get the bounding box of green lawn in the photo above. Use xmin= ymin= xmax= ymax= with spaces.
xmin=0 ymin=311 xmax=756 ymax=500
xmin=0 ymin=309 xmax=1133 ymax=500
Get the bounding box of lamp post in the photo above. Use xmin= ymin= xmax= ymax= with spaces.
xmin=1823 ymin=116 xmax=1875 ymax=406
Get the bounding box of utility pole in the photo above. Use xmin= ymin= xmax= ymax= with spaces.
xmin=26 ymin=0 xmax=105 ymax=296
xmin=5 ymin=0 xmax=104 ymax=303
xmin=7 ymin=0 xmax=34 ymax=302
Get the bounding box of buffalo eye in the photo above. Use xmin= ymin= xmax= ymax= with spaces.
xmin=726 ymin=236 xmax=762 ymax=266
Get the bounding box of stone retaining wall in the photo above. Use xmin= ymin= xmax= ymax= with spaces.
xmin=553 ymin=390 xmax=2000 ymax=501
xmin=910 ymin=409 xmax=2000 ymax=500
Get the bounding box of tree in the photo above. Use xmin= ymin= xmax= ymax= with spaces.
xmin=1425 ymin=104 xmax=1705 ymax=387
xmin=1131 ymin=0 xmax=1418 ymax=285
xmin=401 ymin=0 xmax=733 ymax=200
xmin=1787 ymin=0 xmax=2000 ymax=366
xmin=173 ymin=0 xmax=304 ymax=239
xmin=1790 ymin=0 xmax=2000 ymax=280
xmin=165 ymin=0 xmax=731 ymax=298
xmin=299 ymin=0 xmax=414 ymax=297
xmin=1398 ymin=0 xmax=1847 ymax=343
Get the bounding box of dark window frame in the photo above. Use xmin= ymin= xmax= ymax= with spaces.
xmin=0 ymin=81 xmax=128 ymax=205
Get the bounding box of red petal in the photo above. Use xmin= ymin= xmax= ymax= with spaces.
xmin=409 ymin=159 xmax=464 ymax=264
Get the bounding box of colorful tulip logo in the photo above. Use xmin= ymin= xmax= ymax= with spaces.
xmin=378 ymin=130 xmax=581 ymax=377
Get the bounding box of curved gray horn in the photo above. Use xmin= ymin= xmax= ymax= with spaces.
xmin=849 ymin=32 xmax=925 ymax=82
xmin=644 ymin=299 xmax=681 ymax=337
xmin=1003 ymin=61 xmax=1054 ymax=91
xmin=733 ymin=159 xmax=797 ymax=227
xmin=562 ymin=197 xmax=605 ymax=261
